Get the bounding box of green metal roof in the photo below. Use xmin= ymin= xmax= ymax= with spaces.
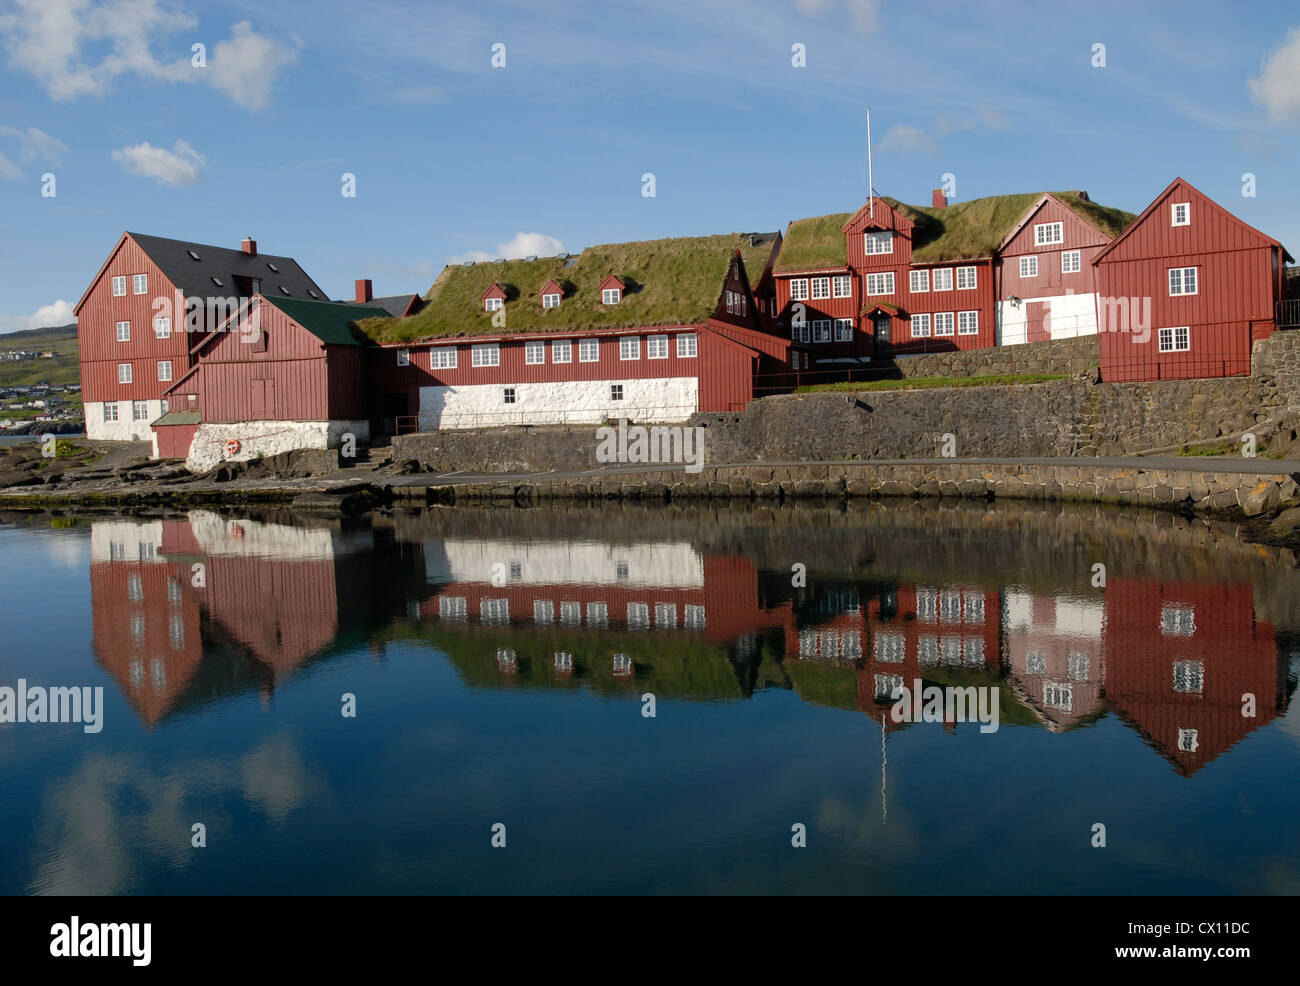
xmin=262 ymin=295 xmax=390 ymax=346
xmin=153 ymin=409 xmax=201 ymax=426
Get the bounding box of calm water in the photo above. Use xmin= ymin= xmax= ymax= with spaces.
xmin=0 ymin=500 xmax=1297 ymax=895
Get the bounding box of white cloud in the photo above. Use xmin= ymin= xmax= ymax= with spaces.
xmin=0 ymin=298 xmax=75 ymax=333
xmin=0 ymin=1 xmax=295 ymax=108
xmin=207 ymin=21 xmax=298 ymax=110
xmin=935 ymin=102 xmax=1009 ymax=135
xmin=794 ymin=0 xmax=879 ymax=34
xmin=449 ymin=232 xmax=567 ymax=264
xmin=876 ymin=123 xmax=938 ymax=155
xmin=0 ymin=125 xmax=67 ymax=179
xmin=111 ymin=139 xmax=205 ymax=186
xmin=1249 ymin=27 xmax=1300 ymax=124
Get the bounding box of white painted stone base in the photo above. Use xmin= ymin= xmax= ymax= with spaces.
xmin=998 ymin=293 xmax=1099 ymax=346
xmin=184 ymin=419 xmax=369 ymax=473
xmin=418 ymin=378 xmax=699 ymax=430
xmin=84 ymin=400 xmax=168 ymax=443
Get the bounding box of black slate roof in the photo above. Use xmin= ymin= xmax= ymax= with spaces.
xmin=127 ymin=232 xmax=327 ymax=302
xmin=341 ymin=294 xmax=419 ymax=318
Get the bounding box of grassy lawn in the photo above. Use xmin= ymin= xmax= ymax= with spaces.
xmin=797 ymin=372 xmax=1067 ymax=393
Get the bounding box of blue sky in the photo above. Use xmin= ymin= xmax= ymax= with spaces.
xmin=1 ymin=0 xmax=1298 ymax=332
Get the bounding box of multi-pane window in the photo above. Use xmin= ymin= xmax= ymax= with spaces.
xmin=1044 ymin=682 xmax=1073 ymax=711
xmin=932 ymin=268 xmax=954 ymax=291
xmin=910 ymin=269 xmax=930 ymax=293
xmin=834 ymin=318 xmax=854 ymax=341
xmin=1177 ymin=728 xmax=1198 ymax=752
xmin=503 ymin=387 xmax=516 ymax=404
xmin=1171 ymin=202 xmax=1190 ymax=226
xmin=103 ymin=403 xmax=119 ymax=422
xmin=610 ymin=384 xmax=624 ymax=401
xmin=934 ymin=312 xmax=955 ymax=336
xmin=118 ymin=363 xmax=132 ymax=384
xmin=810 ymin=276 xmax=831 ymax=300
xmin=525 ymin=341 xmax=545 ymax=364
xmin=676 ymin=333 xmax=697 ymax=357
xmin=116 ymin=320 xmax=130 ymax=342
xmin=684 ymin=604 xmax=706 ymax=629
xmin=626 ymin=602 xmax=650 ymax=629
xmin=1173 ymin=660 xmax=1204 ymax=694
xmin=1168 ymin=267 xmax=1198 ymax=295
xmin=910 ymin=313 xmax=932 ymax=338
xmin=790 ymin=320 xmax=810 ymax=343
xmin=157 ymin=360 xmax=172 ymax=381
xmin=396 ymin=348 xmax=410 ymax=366
xmin=579 ymin=338 xmax=600 ymax=362
xmin=646 ymin=334 xmax=669 ymax=359
xmin=812 ymin=319 xmax=831 ymax=343
xmin=874 ymin=631 xmax=906 ymax=663
xmin=128 ymin=576 xmax=144 ymax=604
xmin=132 ymin=400 xmax=148 ymax=420
xmin=619 ymin=336 xmax=640 ymax=360
xmin=560 ymin=601 xmax=581 ymax=625
xmin=602 ymin=287 xmax=621 ymax=304
xmin=1034 ymin=222 xmax=1063 ymax=245
xmin=1020 ymin=256 xmax=1039 ymax=277
xmin=484 ymin=296 xmax=503 ymax=312
xmin=865 ymin=271 xmax=895 ymax=295
xmin=1160 ymin=604 xmax=1195 ymax=636
xmin=916 ymin=587 xmax=938 ymax=622
xmin=957 ymin=311 xmax=979 ymax=335
xmin=1026 ymin=651 xmax=1047 ymax=676
xmin=864 ymin=230 xmax=893 ymax=255
xmin=1158 ymin=326 xmax=1191 ymax=352
xmin=471 ymin=343 xmax=500 ymax=367
xmin=431 ymin=346 xmax=457 ymax=368
xmin=1068 ymin=653 xmax=1090 ymax=680
xmin=551 ymin=340 xmax=572 ymax=363
xmin=956 ymin=266 xmax=977 ymax=290
xmin=1061 ymin=250 xmax=1082 ymax=274
xmin=789 ymin=278 xmax=809 ymax=301
xmin=111 ymin=276 xmax=127 ymax=296
xmin=587 ymin=601 xmax=608 ymax=627
xmin=480 ymin=598 xmax=509 ymax=623
xmin=133 ymin=273 xmax=148 ymax=294
xmin=542 ymin=292 xmax=560 ymax=308
xmin=533 ymin=600 xmax=555 ymax=624
xmin=832 ymin=274 xmax=851 ymax=298
xmin=963 ymin=637 xmax=986 ymax=667
xmin=438 ymin=596 xmax=467 ymax=620
xmin=655 ymin=602 xmax=678 ymax=628
xmin=154 ymin=316 xmax=171 ymax=338
xmin=875 ymin=674 xmax=904 ymax=701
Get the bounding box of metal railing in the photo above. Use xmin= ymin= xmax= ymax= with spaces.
xmin=1278 ymin=298 xmax=1300 ymax=328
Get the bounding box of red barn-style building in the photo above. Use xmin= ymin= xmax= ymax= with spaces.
xmin=1093 ymin=177 xmax=1294 ymax=381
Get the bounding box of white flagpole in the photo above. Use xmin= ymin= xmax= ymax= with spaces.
xmin=867 ymin=106 xmax=873 ymax=219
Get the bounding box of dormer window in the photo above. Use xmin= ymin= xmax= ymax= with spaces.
xmin=864 ymin=231 xmax=893 ymax=255
xmin=602 ymin=288 xmax=621 ymax=304
xmin=1171 ymin=202 xmax=1190 ymax=226
xmin=485 ymin=297 xmax=503 ymax=311
xmin=481 ymin=283 xmax=508 ymax=312
xmin=543 ymin=293 xmax=560 ymax=308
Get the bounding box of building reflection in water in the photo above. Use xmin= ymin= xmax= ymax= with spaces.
xmin=86 ymin=513 xmax=1295 ymax=773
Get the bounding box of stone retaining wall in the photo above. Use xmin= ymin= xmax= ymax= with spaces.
xmin=893 ymin=334 xmax=1098 ymax=379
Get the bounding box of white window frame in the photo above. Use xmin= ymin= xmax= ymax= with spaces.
xmin=1034 ymin=222 xmax=1064 ymax=246
xmin=103 ymin=403 xmax=119 ymax=422
xmin=810 ymin=276 xmax=831 ymax=300
xmin=789 ymin=278 xmax=809 ymax=302
xmin=1171 ymin=202 xmax=1190 ymax=226
xmin=157 ymin=360 xmax=172 ymax=381
xmin=116 ymin=320 xmax=131 ymax=342
xmin=132 ymin=273 xmax=148 ymax=295
xmin=431 ymin=346 xmax=457 ymax=369
xmin=1168 ymin=267 xmax=1198 ymax=296
xmin=956 ymin=266 xmax=977 ymax=290
xmin=118 ymin=363 xmax=132 ymax=384
xmin=934 ymin=312 xmax=955 ymax=336
xmin=957 ymin=310 xmax=979 ymax=335
xmin=812 ymin=319 xmax=831 ymax=343
xmin=1020 ymin=256 xmax=1039 ymax=278
xmin=1061 ymin=250 xmax=1082 ymax=274
xmin=579 ymin=338 xmax=600 ymax=362
xmin=602 ymin=287 xmax=621 ymax=305
xmin=834 ymin=317 xmax=854 ymax=341
xmin=471 ymin=343 xmax=500 ymax=367
xmin=932 ymin=268 xmax=954 ymax=292
xmin=676 ymin=333 xmax=697 ymax=358
xmin=910 ymin=313 xmax=931 ymax=338
xmin=864 ymin=230 xmax=893 ymax=255
xmin=646 ymin=334 xmax=669 ymax=359
xmin=551 ymin=340 xmax=572 ymax=363
xmin=832 ymin=274 xmax=851 ymax=298
xmin=111 ymin=275 xmax=127 ymax=297
xmin=132 ymin=400 xmax=149 ymax=421
xmin=1158 ymin=326 xmax=1191 ymax=352
xmin=154 ymin=316 xmax=171 ymax=338
xmin=484 ymin=296 xmax=503 ymax=312
xmin=909 ymin=269 xmax=930 ymax=293
xmin=396 ymin=348 xmax=410 ymax=367
xmin=524 ymin=341 xmax=545 ymax=365
xmin=619 ymin=336 xmax=640 ymax=361
xmin=866 ymin=271 xmax=895 ymax=296
xmin=542 ymin=292 xmax=561 ymax=309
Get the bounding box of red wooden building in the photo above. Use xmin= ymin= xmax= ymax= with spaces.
xmin=1093 ymin=177 xmax=1294 ymax=381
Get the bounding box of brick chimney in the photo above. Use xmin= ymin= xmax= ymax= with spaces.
xmin=241 ymin=237 xmax=257 ymax=255
xmin=931 ymin=189 xmax=947 ymax=209
xmin=355 ymin=278 xmax=373 ymax=303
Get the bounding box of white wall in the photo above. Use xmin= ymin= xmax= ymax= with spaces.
xmin=429 ymin=538 xmax=706 ymax=588
xmin=997 ymin=292 xmax=1099 ymax=346
xmin=418 ymin=377 xmax=699 ymax=430
xmin=84 ymin=400 xmax=167 ymax=443
xmin=184 ymin=419 xmax=369 ymax=473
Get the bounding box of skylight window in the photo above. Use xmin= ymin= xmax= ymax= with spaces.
xmin=279 ymin=286 xmax=291 ymax=295
xmin=211 ymin=276 xmax=223 ymax=287
xmin=188 ymin=250 xmax=201 ymax=261
xmin=308 ymin=290 xmax=319 ymax=299
xmin=267 ymin=262 xmax=280 ymax=272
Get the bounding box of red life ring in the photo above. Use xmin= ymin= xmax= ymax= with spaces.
xmin=225 ymin=439 xmax=242 ymax=457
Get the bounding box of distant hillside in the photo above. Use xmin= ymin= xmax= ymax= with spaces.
xmin=0 ymin=322 xmax=80 ymax=388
